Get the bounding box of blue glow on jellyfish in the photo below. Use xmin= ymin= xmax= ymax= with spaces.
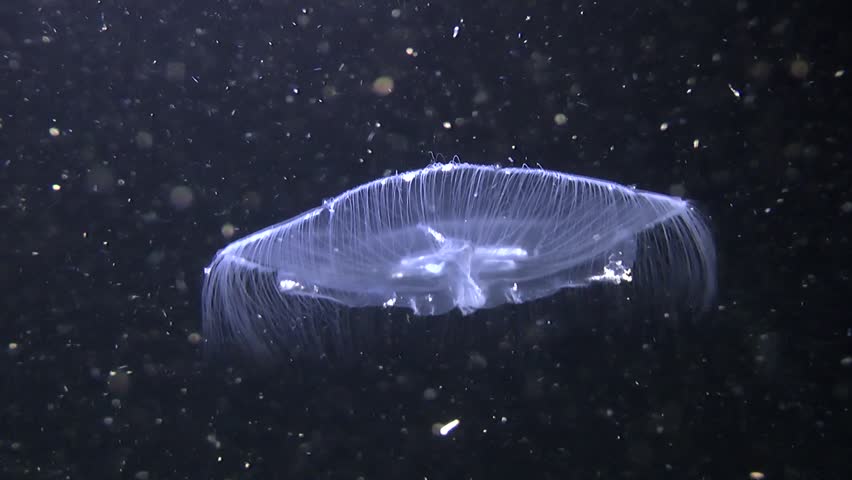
xmin=202 ymin=162 xmax=716 ymax=359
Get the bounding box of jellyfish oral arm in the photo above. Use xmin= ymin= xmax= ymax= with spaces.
xmin=391 ymin=226 xmax=530 ymax=315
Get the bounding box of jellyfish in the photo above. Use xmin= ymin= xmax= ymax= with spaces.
xmin=202 ymin=162 xmax=716 ymax=359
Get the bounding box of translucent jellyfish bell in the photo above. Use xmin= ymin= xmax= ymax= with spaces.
xmin=202 ymin=162 xmax=716 ymax=359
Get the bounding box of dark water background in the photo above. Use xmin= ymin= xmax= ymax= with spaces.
xmin=1 ymin=0 xmax=849 ymax=478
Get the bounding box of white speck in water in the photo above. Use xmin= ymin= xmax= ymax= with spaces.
xmin=439 ymin=418 xmax=460 ymax=436
xmin=727 ymin=83 xmax=741 ymax=98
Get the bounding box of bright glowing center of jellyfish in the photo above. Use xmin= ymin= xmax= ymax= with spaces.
xmin=391 ymin=225 xmax=528 ymax=314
